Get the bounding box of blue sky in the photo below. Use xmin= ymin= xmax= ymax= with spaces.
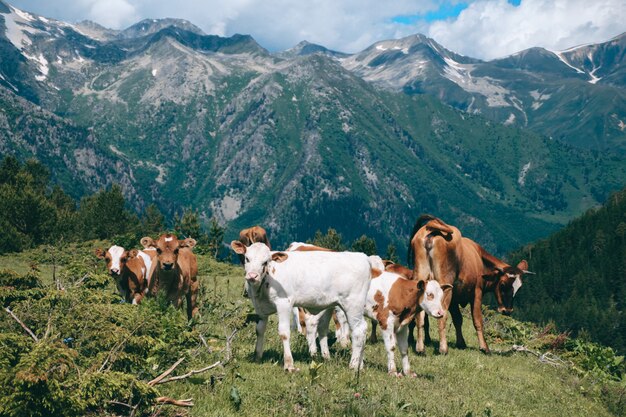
xmin=6 ymin=0 xmax=625 ymax=59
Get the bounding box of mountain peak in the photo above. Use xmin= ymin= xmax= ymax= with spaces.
xmin=278 ymin=40 xmax=348 ymax=59
xmin=119 ymin=18 xmax=205 ymax=39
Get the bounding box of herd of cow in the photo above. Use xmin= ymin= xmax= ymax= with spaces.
xmin=95 ymin=214 xmax=531 ymax=376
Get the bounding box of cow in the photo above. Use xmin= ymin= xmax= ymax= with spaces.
xmin=140 ymin=234 xmax=199 ymax=320
xmin=408 ymin=214 xmax=531 ymax=354
xmin=230 ymin=241 xmax=373 ymax=372
xmin=365 ymin=270 xmax=450 ymax=375
xmin=237 ymin=226 xmax=271 ymax=264
xmin=368 ymin=260 xmax=414 ymax=344
xmin=285 ymin=242 xmax=351 ymax=352
xmin=94 ymin=245 xmax=154 ymax=304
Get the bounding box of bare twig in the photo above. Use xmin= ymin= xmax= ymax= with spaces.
xmin=153 ymin=361 xmax=222 ymax=385
xmin=5 ymin=307 xmax=38 ymax=342
xmin=148 ymin=357 xmax=185 ymax=386
xmin=225 ymin=329 xmax=238 ymax=362
xmin=199 ymin=333 xmax=212 ymax=353
xmin=156 ymin=396 xmax=194 ymax=407
xmin=108 ymin=400 xmax=133 ymax=409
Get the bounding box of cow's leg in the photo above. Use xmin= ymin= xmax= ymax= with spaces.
xmin=396 ymin=324 xmax=413 ymax=376
xmin=369 ymin=319 xmax=378 ymax=344
xmin=186 ymin=279 xmax=199 ymax=320
xmin=342 ymin=305 xmax=367 ymax=370
xmin=304 ymin=311 xmax=319 ymax=357
xmin=423 ymin=314 xmax=432 ymax=344
xmin=276 ymin=303 xmax=297 ymax=371
xmin=254 ymin=316 xmax=268 ymax=362
xmin=449 ymin=302 xmax=466 ymax=349
xmin=471 ymin=290 xmax=490 ymax=354
xmin=317 ymin=309 xmax=333 ymax=360
xmin=381 ymin=318 xmax=398 ymax=375
xmin=437 ymin=287 xmax=453 ymax=355
xmin=334 ymin=307 xmax=350 ymax=348
xmin=415 ymin=310 xmax=426 ymax=354
xmin=291 ymin=307 xmax=301 ymax=333
xmin=131 ymin=292 xmax=143 ymax=305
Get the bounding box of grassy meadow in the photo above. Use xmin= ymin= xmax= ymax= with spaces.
xmin=0 ymin=242 xmax=624 ymax=417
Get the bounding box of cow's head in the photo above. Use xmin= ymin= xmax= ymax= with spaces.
xmin=141 ymin=234 xmax=196 ymax=271
xmin=95 ymin=246 xmax=138 ymax=276
xmin=418 ymin=280 xmax=452 ymax=319
xmin=486 ymin=260 xmax=531 ymax=315
xmin=230 ymin=241 xmax=288 ymax=284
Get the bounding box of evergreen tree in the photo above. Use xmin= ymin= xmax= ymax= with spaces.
xmin=309 ymin=228 xmax=346 ymax=251
xmin=141 ymin=204 xmax=165 ymax=235
xmin=207 ymin=217 xmax=225 ymax=259
xmin=77 ymin=184 xmax=137 ymax=240
xmin=351 ymin=234 xmax=377 ymax=255
xmin=385 ymin=243 xmax=399 ymax=263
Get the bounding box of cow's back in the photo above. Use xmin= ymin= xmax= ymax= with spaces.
xmin=270 ymin=251 xmax=370 ymax=309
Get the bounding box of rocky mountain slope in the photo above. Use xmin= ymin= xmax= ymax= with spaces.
xmin=0 ymin=0 xmax=624 ymax=252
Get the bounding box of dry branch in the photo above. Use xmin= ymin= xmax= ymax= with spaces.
xmin=153 ymin=361 xmax=222 ymax=385
xmin=148 ymin=357 xmax=184 ymax=386
xmin=156 ymin=396 xmax=194 ymax=407
xmin=5 ymin=307 xmax=38 ymax=342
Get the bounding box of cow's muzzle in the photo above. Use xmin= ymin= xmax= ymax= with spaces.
xmin=162 ymin=262 xmax=174 ymax=271
xmin=109 ymin=268 xmax=120 ymax=276
xmin=246 ymin=272 xmax=260 ymax=283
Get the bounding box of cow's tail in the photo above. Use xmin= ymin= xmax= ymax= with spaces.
xmin=367 ymin=255 xmax=385 ymax=278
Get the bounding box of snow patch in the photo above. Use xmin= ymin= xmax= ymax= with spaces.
xmin=551 ymin=50 xmax=585 ymax=74
xmin=518 ymin=162 xmax=531 ymax=186
xmin=530 ymin=90 xmax=551 ymax=110
xmin=2 ymin=6 xmax=43 ymax=50
xmin=13 ymin=7 xmax=35 ymax=22
xmin=151 ymin=68 xmax=157 ymax=77
xmin=504 ymin=113 xmax=516 ymax=125
xmin=291 ymin=95 xmax=297 ymax=102
xmin=375 ymin=44 xmax=387 ymax=51
xmin=23 ymin=52 xmax=49 ymax=81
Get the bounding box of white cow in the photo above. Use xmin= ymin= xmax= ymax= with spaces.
xmin=365 ymin=271 xmax=450 ymax=376
xmin=231 ymin=241 xmax=373 ymax=371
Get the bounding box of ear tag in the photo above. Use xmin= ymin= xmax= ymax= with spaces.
xmin=512 ymin=277 xmax=522 ymax=297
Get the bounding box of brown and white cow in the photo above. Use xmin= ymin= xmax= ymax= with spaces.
xmin=95 ymin=245 xmax=154 ymax=304
xmin=141 ymin=234 xmax=199 ymax=320
xmin=365 ymin=270 xmax=449 ymax=375
xmin=408 ymin=214 xmax=531 ymax=354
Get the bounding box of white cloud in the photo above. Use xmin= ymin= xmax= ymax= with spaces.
xmin=426 ymin=0 xmax=626 ymax=59
xmin=7 ymin=0 xmax=626 ymax=58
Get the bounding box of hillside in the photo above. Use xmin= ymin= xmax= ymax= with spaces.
xmin=0 ymin=0 xmax=625 ymax=254
xmin=509 ymin=186 xmax=626 ymax=354
xmin=0 ymin=244 xmax=624 ymax=416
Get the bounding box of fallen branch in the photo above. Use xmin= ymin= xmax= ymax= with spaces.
xmin=511 ymin=344 xmax=567 ymax=367
xmin=148 ymin=357 xmax=184 ymax=386
xmin=5 ymin=307 xmax=38 ymax=342
xmin=153 ymin=361 xmax=222 ymax=385
xmin=156 ymin=396 xmax=194 ymax=407
xmin=225 ymin=329 xmax=238 ymax=363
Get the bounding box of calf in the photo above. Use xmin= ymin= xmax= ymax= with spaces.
xmin=231 ymin=241 xmax=373 ymax=371
xmin=95 ymin=245 xmax=153 ymax=304
xmin=141 ymin=234 xmax=199 ymax=320
xmin=366 ymin=271 xmax=449 ymax=375
xmin=408 ymin=215 xmax=531 ymax=354
xmin=286 ymin=242 xmax=351 ymax=353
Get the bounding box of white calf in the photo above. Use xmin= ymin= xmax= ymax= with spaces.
xmin=231 ymin=241 xmax=372 ymax=371
xmin=365 ymin=272 xmax=450 ymax=376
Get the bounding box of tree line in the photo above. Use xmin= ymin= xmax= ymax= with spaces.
xmin=0 ymin=156 xmax=225 ymax=256
xmin=509 ymin=186 xmax=626 ymax=354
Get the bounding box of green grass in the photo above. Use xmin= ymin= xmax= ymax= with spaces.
xmin=0 ymin=244 xmax=623 ymax=416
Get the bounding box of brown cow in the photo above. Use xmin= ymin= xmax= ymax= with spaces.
xmin=237 ymin=226 xmax=271 ymax=264
xmin=95 ymin=245 xmax=153 ymax=304
xmin=408 ymin=214 xmax=531 ymax=354
xmin=141 ymin=234 xmax=199 ymax=320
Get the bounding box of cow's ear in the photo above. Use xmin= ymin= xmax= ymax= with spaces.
xmin=416 ymin=280 xmax=426 ymax=292
xmin=180 ymin=238 xmax=197 ymax=248
xmin=128 ymin=249 xmax=139 ymax=258
xmin=141 ymin=237 xmax=155 ymax=249
xmin=271 ymin=252 xmax=289 ymax=263
xmin=382 ymin=259 xmax=395 ymax=268
xmin=440 ymin=283 xmax=453 ymax=291
xmin=231 ymin=240 xmax=247 ymax=254
xmin=517 ymin=260 xmax=529 ymax=272
xmin=95 ymin=248 xmax=105 ymax=259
